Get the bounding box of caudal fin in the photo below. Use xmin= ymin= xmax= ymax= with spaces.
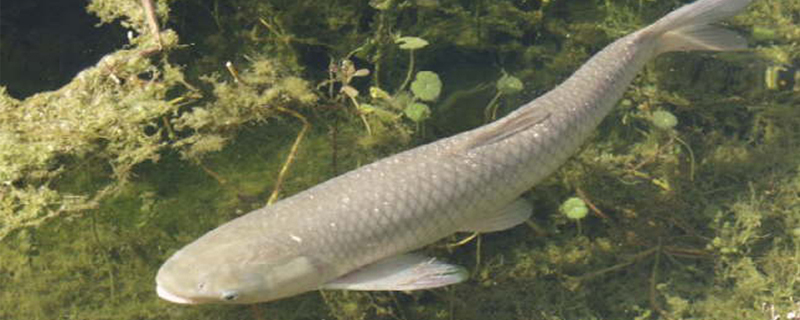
xmin=645 ymin=0 xmax=754 ymax=54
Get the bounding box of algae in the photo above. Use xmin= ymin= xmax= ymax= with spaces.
xmin=1 ymin=0 xmax=798 ymax=319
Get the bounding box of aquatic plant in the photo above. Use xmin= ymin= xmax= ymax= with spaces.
xmin=650 ymin=109 xmax=678 ymax=130
xmin=403 ymin=102 xmax=432 ymax=123
xmin=1 ymin=0 xmax=798 ymax=320
xmin=485 ymin=73 xmax=524 ymax=121
xmin=560 ymin=197 xmax=589 ymax=221
xmin=0 ymin=0 xmax=318 ymax=240
xmin=320 ymin=35 xmax=445 ymax=144
xmin=409 ymin=70 xmax=441 ymax=102
xmin=395 ymin=36 xmax=429 ymax=93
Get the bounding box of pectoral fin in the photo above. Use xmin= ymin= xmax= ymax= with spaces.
xmin=459 ymin=198 xmax=532 ymax=233
xmin=322 ymin=254 xmax=468 ymax=291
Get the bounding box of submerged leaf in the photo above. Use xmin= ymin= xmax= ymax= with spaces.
xmin=651 ymin=110 xmax=678 ymax=129
xmin=496 ymin=74 xmax=524 ymax=95
xmin=410 ymin=71 xmax=442 ymax=101
xmin=341 ymin=85 xmax=359 ymax=98
xmin=396 ymin=36 xmax=429 ymax=50
xmin=404 ymin=102 xmax=431 ymax=122
xmin=560 ymin=197 xmax=588 ymax=220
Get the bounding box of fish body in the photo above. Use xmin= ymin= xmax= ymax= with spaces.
xmin=157 ymin=0 xmax=753 ymax=304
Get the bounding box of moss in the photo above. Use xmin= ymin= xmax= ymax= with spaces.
xmin=1 ymin=0 xmax=799 ymax=319
xmin=0 ymin=39 xmax=184 ymax=238
xmin=0 ymin=0 xmax=323 ymax=240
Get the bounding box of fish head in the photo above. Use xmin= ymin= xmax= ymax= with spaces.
xmin=155 ymin=228 xmax=328 ymax=304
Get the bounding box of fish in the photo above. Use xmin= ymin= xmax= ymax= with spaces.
xmin=156 ymin=0 xmax=754 ymax=305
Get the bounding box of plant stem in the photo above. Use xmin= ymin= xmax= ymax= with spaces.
xmin=484 ymin=91 xmax=503 ymax=122
xmin=397 ymin=50 xmax=416 ymax=93
xmin=346 ymin=95 xmax=373 ymax=136
xmin=268 ymin=107 xmax=310 ymax=205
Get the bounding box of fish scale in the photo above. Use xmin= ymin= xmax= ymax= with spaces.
xmin=156 ymin=0 xmax=754 ymax=305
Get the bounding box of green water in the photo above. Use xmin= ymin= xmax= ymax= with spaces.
xmin=1 ymin=0 xmax=798 ymax=319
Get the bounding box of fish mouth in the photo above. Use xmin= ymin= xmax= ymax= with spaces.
xmin=156 ymin=284 xmax=198 ymax=304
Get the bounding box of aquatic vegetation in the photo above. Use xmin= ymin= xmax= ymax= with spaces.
xmin=495 ymin=73 xmax=524 ymax=95
xmin=403 ymin=71 xmax=441 ymax=122
xmin=0 ymin=34 xmax=184 ymax=239
xmin=485 ymin=73 xmax=525 ymax=121
xmin=1 ymin=0 xmax=798 ymax=319
xmin=560 ymin=197 xmax=589 ymax=221
xmin=395 ymin=36 xmax=429 ymax=50
xmin=404 ymin=102 xmax=432 ymax=123
xmin=321 ymin=35 xmax=448 ymax=147
xmin=0 ymin=0 xmax=317 ymax=240
xmin=395 ymin=36 xmax=429 ymax=94
xmin=409 ymin=71 xmax=441 ymax=102
xmin=650 ymin=110 xmax=679 ymax=130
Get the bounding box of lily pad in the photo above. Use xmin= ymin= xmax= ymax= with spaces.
xmin=410 ymin=71 xmax=442 ymax=102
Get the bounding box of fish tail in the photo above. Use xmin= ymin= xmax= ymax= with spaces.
xmin=644 ymin=0 xmax=754 ymax=54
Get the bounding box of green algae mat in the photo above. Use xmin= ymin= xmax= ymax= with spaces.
xmin=1 ymin=0 xmax=798 ymax=319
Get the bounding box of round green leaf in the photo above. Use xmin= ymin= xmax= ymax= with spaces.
xmin=410 ymin=71 xmax=442 ymax=102
xmin=560 ymin=197 xmax=589 ymax=220
xmin=404 ymin=102 xmax=431 ymax=122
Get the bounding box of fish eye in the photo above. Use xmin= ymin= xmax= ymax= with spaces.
xmin=221 ymin=291 xmax=239 ymax=301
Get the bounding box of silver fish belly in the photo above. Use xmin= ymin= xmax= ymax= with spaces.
xmin=156 ymin=0 xmax=754 ymax=305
